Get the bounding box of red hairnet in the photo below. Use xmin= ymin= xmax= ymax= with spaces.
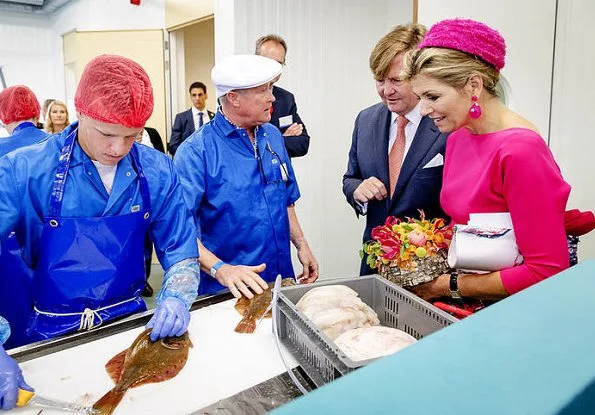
xmin=0 ymin=85 xmax=40 ymax=125
xmin=74 ymin=55 xmax=154 ymax=128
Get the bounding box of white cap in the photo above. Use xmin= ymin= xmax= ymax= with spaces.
xmin=211 ymin=54 xmax=283 ymax=98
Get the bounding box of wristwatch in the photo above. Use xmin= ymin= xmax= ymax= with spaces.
xmin=210 ymin=260 xmax=226 ymax=278
xmin=449 ymin=271 xmax=462 ymax=299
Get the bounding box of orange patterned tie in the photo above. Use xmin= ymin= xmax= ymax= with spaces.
xmin=389 ymin=116 xmax=409 ymax=197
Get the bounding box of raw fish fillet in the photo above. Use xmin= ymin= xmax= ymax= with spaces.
xmin=296 ymin=285 xmax=358 ymax=310
xmin=296 ymin=285 xmax=380 ymax=340
xmin=334 ymin=326 xmax=416 ymax=362
xmin=308 ymin=304 xmax=380 ymax=340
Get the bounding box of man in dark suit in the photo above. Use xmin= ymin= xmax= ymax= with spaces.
xmin=255 ymin=34 xmax=310 ymax=158
xmin=168 ymin=81 xmax=215 ymax=156
xmin=343 ymin=24 xmax=448 ymax=275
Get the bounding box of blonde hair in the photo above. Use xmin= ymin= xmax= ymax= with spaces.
xmin=44 ymin=100 xmax=69 ymax=133
xmin=402 ymin=47 xmax=500 ymax=95
xmin=369 ymin=23 xmax=427 ymax=81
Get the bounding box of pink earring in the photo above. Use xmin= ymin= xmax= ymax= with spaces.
xmin=469 ymin=95 xmax=482 ymax=119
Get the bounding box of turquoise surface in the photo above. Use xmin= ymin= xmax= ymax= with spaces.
xmin=273 ymin=260 xmax=595 ymax=415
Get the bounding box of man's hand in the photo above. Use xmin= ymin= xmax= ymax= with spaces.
xmin=282 ymin=123 xmax=303 ymax=137
xmin=215 ymin=263 xmax=269 ymax=299
xmin=353 ymin=177 xmax=388 ymax=203
xmin=296 ymin=242 xmax=319 ymax=284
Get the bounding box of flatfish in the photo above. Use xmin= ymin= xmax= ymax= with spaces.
xmin=234 ymin=278 xmax=295 ymax=333
xmin=93 ymin=329 xmax=193 ymax=414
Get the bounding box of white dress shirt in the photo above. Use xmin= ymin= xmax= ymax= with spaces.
xmin=192 ymin=107 xmax=208 ymax=130
xmin=357 ymin=102 xmax=423 ymax=214
xmin=388 ymin=102 xmax=422 ymax=157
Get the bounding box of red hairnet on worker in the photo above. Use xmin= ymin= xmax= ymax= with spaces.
xmin=0 ymin=85 xmax=48 ymax=156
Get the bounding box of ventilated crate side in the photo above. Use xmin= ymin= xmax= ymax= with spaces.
xmin=276 ymin=299 xmax=348 ymax=386
xmin=276 ymin=276 xmax=457 ymax=384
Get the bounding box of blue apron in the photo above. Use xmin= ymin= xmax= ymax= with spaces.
xmin=0 ymin=122 xmax=41 ymax=349
xmin=25 ymin=130 xmax=152 ymax=342
xmin=0 ymin=232 xmax=33 ymax=349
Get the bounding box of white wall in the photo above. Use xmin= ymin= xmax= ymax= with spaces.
xmin=51 ymin=0 xmax=165 ymax=33
xmin=219 ymin=0 xmax=414 ymax=279
xmin=0 ymin=0 xmax=167 ymax=112
xmin=549 ymin=0 xmax=595 ymax=259
xmin=0 ymin=12 xmax=61 ymax=107
xmin=417 ymin=0 xmax=557 ymax=138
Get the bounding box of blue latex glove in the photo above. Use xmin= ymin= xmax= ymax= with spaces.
xmin=0 ymin=345 xmax=32 ymax=410
xmin=146 ymin=298 xmax=190 ymax=342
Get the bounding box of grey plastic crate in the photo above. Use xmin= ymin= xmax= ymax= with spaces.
xmin=274 ymin=275 xmax=457 ymax=387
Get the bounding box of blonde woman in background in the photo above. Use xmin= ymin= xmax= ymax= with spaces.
xmin=44 ymin=100 xmax=69 ymax=134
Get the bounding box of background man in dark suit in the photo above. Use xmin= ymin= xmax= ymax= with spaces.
xmin=168 ymin=81 xmax=215 ymax=156
xmin=342 ymin=23 xmax=448 ymax=275
xmin=255 ymin=34 xmax=310 ymax=158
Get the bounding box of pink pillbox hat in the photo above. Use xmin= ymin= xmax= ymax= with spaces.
xmin=418 ymin=18 xmax=506 ymax=71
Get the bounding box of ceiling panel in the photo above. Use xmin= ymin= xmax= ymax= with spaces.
xmin=0 ymin=0 xmax=45 ymax=6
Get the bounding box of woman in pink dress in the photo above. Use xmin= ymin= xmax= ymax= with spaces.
xmin=403 ymin=19 xmax=571 ymax=301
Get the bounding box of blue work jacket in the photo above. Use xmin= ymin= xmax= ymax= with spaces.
xmin=0 ymin=122 xmax=198 ymax=270
xmin=0 ymin=122 xmax=50 ymax=157
xmin=175 ymin=111 xmax=300 ymax=295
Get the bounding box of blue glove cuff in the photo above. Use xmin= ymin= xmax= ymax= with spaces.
xmin=157 ymin=259 xmax=199 ymax=309
xmin=0 ymin=316 xmax=10 ymax=346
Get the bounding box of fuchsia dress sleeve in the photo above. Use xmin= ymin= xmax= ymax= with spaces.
xmin=440 ymin=128 xmax=570 ymax=294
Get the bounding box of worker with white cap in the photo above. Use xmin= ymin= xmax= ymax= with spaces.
xmin=0 ymin=54 xmax=200 ymax=410
xmin=175 ymin=54 xmax=319 ymax=300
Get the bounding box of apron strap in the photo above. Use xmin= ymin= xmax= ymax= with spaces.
xmin=48 ymin=127 xmax=77 ymax=217
xmin=48 ymin=131 xmax=152 ymax=217
xmin=33 ymin=296 xmax=139 ymax=331
xmin=129 ymin=144 xmax=151 ymax=210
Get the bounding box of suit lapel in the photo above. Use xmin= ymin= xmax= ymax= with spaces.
xmin=184 ymin=109 xmax=195 ymax=136
xmin=389 ymin=116 xmax=440 ymax=209
xmin=375 ymin=108 xmax=392 ymax=192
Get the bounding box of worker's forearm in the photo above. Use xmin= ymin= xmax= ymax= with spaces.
xmin=157 ymin=259 xmax=200 ymax=308
xmin=196 ymin=239 xmax=225 ymax=273
xmin=287 ymin=205 xmax=307 ymax=248
xmin=0 ymin=316 xmax=11 ymax=346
